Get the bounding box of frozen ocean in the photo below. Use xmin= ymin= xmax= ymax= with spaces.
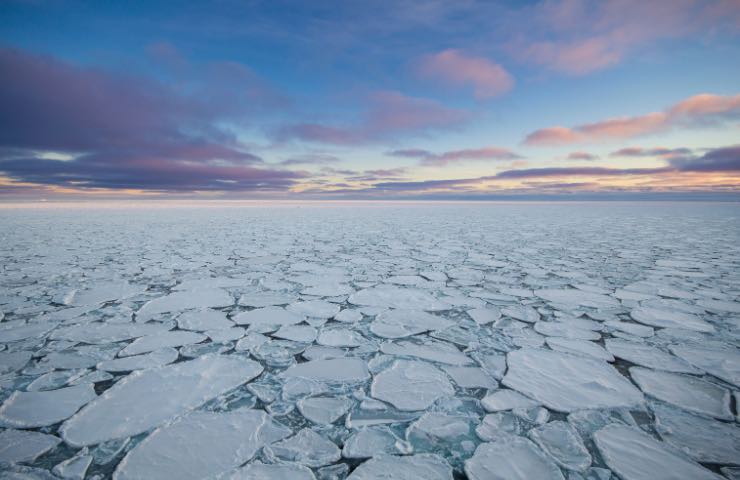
xmin=0 ymin=202 xmax=738 ymax=480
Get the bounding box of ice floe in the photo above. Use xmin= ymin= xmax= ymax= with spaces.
xmin=60 ymin=355 xmax=263 ymax=446
xmin=502 ymin=348 xmax=644 ymax=412
xmin=114 ymin=409 xmax=290 ymax=480
xmin=593 ymin=424 xmax=722 ymax=480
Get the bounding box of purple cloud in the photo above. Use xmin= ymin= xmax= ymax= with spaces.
xmin=275 ymin=91 xmax=469 ymax=145
xmin=610 ymin=147 xmax=692 ymax=157
xmin=387 ymin=146 xmax=522 ymax=166
xmin=0 ymin=47 xmax=299 ymax=192
xmin=669 ymin=145 xmax=740 ymax=172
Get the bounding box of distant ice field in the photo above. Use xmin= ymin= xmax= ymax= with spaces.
xmin=0 ymin=202 xmax=738 ymax=479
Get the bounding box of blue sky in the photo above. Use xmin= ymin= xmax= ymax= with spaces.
xmin=1 ymin=0 xmax=739 ymax=199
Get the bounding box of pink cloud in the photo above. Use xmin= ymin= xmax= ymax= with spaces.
xmin=567 ymin=151 xmax=599 ymax=161
xmin=417 ymin=49 xmax=514 ymax=99
xmin=525 ymin=93 xmax=740 ymax=146
xmin=513 ymin=0 xmax=740 ymax=76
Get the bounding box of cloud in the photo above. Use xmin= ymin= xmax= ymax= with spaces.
xmin=0 ymin=47 xmax=300 ymax=192
xmin=417 ymin=49 xmax=514 ymax=99
xmin=567 ymin=151 xmax=599 ymax=161
xmin=495 ymin=166 xmax=671 ymax=179
xmin=387 ymin=146 xmax=522 ymax=166
xmin=669 ymin=145 xmax=740 ymax=172
xmin=278 ymin=154 xmax=341 ymax=166
xmin=514 ymin=0 xmax=740 ymax=76
xmin=610 ymin=147 xmax=692 ymax=157
xmin=275 ymin=91 xmax=469 ymax=145
xmin=524 ymin=93 xmax=740 ymax=146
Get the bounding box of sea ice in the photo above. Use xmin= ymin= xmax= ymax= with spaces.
xmin=0 ymin=384 xmax=96 ymax=428
xmin=60 ymin=355 xmax=263 ymax=446
xmin=605 ymin=339 xmax=700 ymax=373
xmin=223 ymin=462 xmax=316 ymax=480
xmin=0 ymin=429 xmax=61 ymax=463
xmin=630 ymin=306 xmax=714 ymax=332
xmin=528 ymin=421 xmax=591 ymax=472
xmin=297 ymin=396 xmax=352 ymax=424
xmin=176 ymin=309 xmax=233 ymax=331
xmin=629 ymin=367 xmax=732 ymax=420
xmin=467 ymin=307 xmax=502 ymax=325
xmin=535 ymin=289 xmax=619 ymax=309
xmin=266 ymin=428 xmax=341 ymax=467
xmin=287 ymin=300 xmax=340 ymax=319
xmin=370 ymin=309 xmax=453 ymax=338
xmin=593 ymin=424 xmax=722 ymax=480
xmin=283 ymin=358 xmax=370 ymax=383
xmin=371 ymin=360 xmax=454 ymax=411
xmin=119 ymin=330 xmax=206 ymax=356
xmin=113 ymin=409 xmax=291 ymax=480
xmin=651 ymin=401 xmax=740 ymax=465
xmin=232 ymin=306 xmax=304 ymax=330
xmin=380 ymin=340 xmax=473 ymax=365
xmin=96 ymin=347 xmax=179 ymax=372
xmin=348 ymin=286 xmax=450 ymax=311
xmin=136 ymin=289 xmax=233 ymax=320
xmin=669 ymin=344 xmax=740 ymax=387
xmin=545 ymin=338 xmax=614 ymax=362
xmin=502 ymin=348 xmax=644 ymax=412
xmin=347 ymin=454 xmax=453 ymax=480
xmin=464 ymin=437 xmax=565 ymax=480
xmin=342 ymin=426 xmax=401 ymax=459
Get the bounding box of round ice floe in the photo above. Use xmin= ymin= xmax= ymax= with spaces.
xmin=501 ymin=305 xmax=540 ymax=323
xmin=535 ymin=288 xmax=619 ymax=309
xmin=370 ymin=310 xmax=453 ymax=339
xmin=177 ymin=309 xmax=233 ymax=331
xmin=119 ymin=330 xmax=206 ymax=356
xmin=349 ymin=286 xmax=450 ymax=311
xmin=466 ymin=307 xmax=502 ymax=325
xmin=266 ymin=428 xmax=340 ymax=467
xmin=136 ymin=289 xmax=233 ymax=320
xmin=283 ymin=358 xmax=370 ymax=383
xmin=630 ymin=306 xmax=714 ymax=332
xmin=371 ymin=360 xmax=454 ymax=411
xmin=287 ymin=300 xmax=340 ymax=319
xmin=502 ymin=348 xmax=644 ymax=412
xmin=297 ymin=396 xmax=352 ymax=424
xmin=232 ymin=306 xmax=304 ymax=329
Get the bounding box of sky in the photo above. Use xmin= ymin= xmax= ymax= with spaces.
xmin=1 ymin=0 xmax=739 ymax=201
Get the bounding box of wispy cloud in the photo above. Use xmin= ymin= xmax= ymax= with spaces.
xmin=416 ymin=49 xmax=514 ymax=99
xmin=276 ymin=91 xmax=469 ymax=145
xmin=513 ymin=0 xmax=740 ymax=75
xmin=566 ymin=151 xmax=599 ymax=161
xmin=387 ymin=146 xmax=522 ymax=166
xmin=610 ymin=147 xmax=692 ymax=158
xmin=524 ymin=93 xmax=740 ymax=145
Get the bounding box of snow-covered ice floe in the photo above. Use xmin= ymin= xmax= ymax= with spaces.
xmin=1 ymin=203 xmax=738 ymax=479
